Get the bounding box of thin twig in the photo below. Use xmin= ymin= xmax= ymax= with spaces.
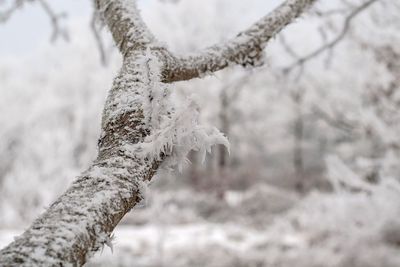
xmin=283 ymin=0 xmax=379 ymax=74
xmin=91 ymin=10 xmax=108 ymax=66
xmin=37 ymin=0 xmax=68 ymax=42
xmin=0 ymin=0 xmax=25 ymax=23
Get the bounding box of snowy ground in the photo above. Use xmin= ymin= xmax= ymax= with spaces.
xmin=0 ymin=223 xmax=316 ymax=267
xmin=89 ymin=223 xmax=270 ymax=267
xmin=2 ymin=182 xmax=400 ymax=267
xmin=0 ymin=224 xmax=276 ymax=266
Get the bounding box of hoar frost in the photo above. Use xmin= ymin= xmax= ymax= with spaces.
xmin=128 ymin=49 xmax=230 ymax=171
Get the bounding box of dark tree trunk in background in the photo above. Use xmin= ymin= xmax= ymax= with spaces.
xmin=292 ymin=90 xmax=305 ymax=192
xmin=217 ymin=89 xmax=230 ymax=199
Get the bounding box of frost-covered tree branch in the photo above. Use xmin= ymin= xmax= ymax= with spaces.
xmin=94 ymin=0 xmax=161 ymax=57
xmin=162 ymin=0 xmax=317 ymax=82
xmin=0 ymin=0 xmax=316 ymax=265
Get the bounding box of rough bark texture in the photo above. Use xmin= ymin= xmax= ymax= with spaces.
xmin=162 ymin=0 xmax=316 ymax=82
xmin=0 ymin=0 xmax=316 ymax=265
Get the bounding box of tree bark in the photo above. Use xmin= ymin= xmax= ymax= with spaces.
xmin=0 ymin=0 xmax=317 ymax=265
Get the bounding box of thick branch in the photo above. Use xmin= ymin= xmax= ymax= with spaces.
xmin=0 ymin=1 xmax=163 ymax=265
xmin=95 ymin=0 xmax=160 ymax=57
xmin=0 ymin=0 xmax=316 ymax=265
xmin=162 ymin=0 xmax=317 ymax=82
xmin=0 ymin=52 xmax=163 ymax=265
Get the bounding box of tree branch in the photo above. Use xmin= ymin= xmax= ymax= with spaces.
xmin=0 ymin=0 xmax=317 ymax=265
xmin=95 ymin=0 xmax=162 ymax=57
xmin=91 ymin=9 xmax=108 ymax=66
xmin=1 ymin=0 xmax=68 ymax=42
xmin=161 ymin=0 xmax=317 ymax=82
xmin=0 ymin=0 xmax=28 ymax=23
xmin=283 ymin=0 xmax=379 ymax=73
xmin=37 ymin=0 xmax=68 ymax=42
xmin=0 ymin=0 xmax=163 ymax=264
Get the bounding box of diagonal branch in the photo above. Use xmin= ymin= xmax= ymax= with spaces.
xmin=37 ymin=0 xmax=69 ymax=42
xmin=162 ymin=0 xmax=317 ymax=82
xmin=95 ymin=0 xmax=161 ymax=57
xmin=283 ymin=0 xmax=379 ymax=73
xmin=0 ymin=1 xmax=164 ymax=265
xmin=0 ymin=0 xmax=317 ymax=265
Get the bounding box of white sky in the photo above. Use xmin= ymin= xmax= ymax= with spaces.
xmin=0 ymin=0 xmax=92 ymax=57
xmin=0 ymin=0 xmax=281 ymax=59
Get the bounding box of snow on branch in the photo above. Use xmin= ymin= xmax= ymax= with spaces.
xmin=123 ymin=49 xmax=229 ymax=172
xmin=95 ymin=0 xmax=163 ymax=57
xmin=0 ymin=0 xmax=316 ymax=265
xmin=161 ymin=0 xmax=317 ymax=82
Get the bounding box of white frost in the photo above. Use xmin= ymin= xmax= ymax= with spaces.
xmin=128 ymin=49 xmax=230 ymax=172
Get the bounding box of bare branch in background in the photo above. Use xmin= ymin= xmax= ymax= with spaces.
xmin=0 ymin=0 xmax=27 ymax=23
xmin=91 ymin=10 xmax=108 ymax=66
xmin=1 ymin=0 xmax=68 ymax=42
xmin=37 ymin=0 xmax=68 ymax=42
xmin=279 ymin=33 xmax=300 ymax=59
xmin=279 ymin=33 xmax=305 ymax=81
xmin=314 ymin=7 xmax=347 ymax=17
xmin=312 ymin=105 xmax=357 ymax=133
xmin=283 ymin=0 xmax=379 ymax=74
xmin=162 ymin=0 xmax=316 ymax=82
